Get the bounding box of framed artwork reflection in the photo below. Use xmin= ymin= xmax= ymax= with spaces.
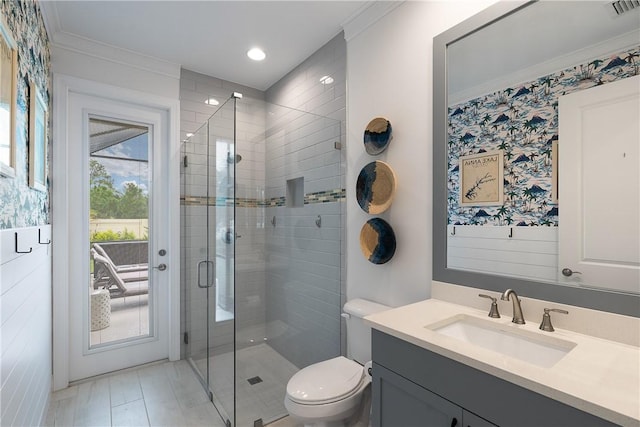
xmin=551 ymin=140 xmax=558 ymax=203
xmin=0 ymin=16 xmax=17 ymax=178
xmin=459 ymin=150 xmax=504 ymax=206
xmin=29 ymin=81 xmax=47 ymax=191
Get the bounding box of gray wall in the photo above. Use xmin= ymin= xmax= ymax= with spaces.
xmin=345 ymin=1 xmax=494 ymax=307
xmin=264 ymin=33 xmax=347 ymax=368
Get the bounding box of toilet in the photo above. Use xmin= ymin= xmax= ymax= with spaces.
xmin=284 ymin=298 xmax=390 ymax=427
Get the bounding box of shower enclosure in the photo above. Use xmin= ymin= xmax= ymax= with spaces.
xmin=181 ymin=94 xmax=344 ymax=426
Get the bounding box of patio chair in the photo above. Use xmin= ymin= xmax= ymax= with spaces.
xmin=91 ymin=248 xmax=148 ymax=298
xmin=92 ymin=242 xmax=148 ymax=273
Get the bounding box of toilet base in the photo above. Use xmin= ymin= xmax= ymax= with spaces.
xmin=299 ymin=421 xmax=347 ymax=427
xmin=286 ymin=383 xmax=371 ymax=427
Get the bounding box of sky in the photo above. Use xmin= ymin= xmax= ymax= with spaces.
xmin=93 ymin=133 xmax=149 ymax=194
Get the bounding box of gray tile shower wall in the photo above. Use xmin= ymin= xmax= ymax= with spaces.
xmin=265 ymin=202 xmax=343 ymax=367
xmin=264 ymin=32 xmax=347 ymax=368
xmin=180 ymin=32 xmax=347 ymax=369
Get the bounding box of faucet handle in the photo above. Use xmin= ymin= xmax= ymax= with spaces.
xmin=478 ymin=294 xmax=500 ymax=318
xmin=539 ymin=308 xmax=569 ymax=332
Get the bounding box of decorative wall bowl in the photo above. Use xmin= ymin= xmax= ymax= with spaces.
xmin=364 ymin=117 xmax=393 ymax=155
xmin=360 ymin=218 xmax=396 ymax=264
xmin=356 ymin=160 xmax=397 ymax=214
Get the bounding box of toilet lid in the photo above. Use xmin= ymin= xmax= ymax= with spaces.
xmin=286 ymin=356 xmax=365 ymax=405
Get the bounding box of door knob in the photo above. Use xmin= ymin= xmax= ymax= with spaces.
xmin=561 ymin=268 xmax=581 ymax=277
xmin=154 ymin=263 xmax=167 ymax=271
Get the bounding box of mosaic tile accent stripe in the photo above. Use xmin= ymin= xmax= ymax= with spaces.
xmin=265 ymin=196 xmax=286 ymax=207
xmin=180 ymin=196 xmax=234 ymax=206
xmin=181 ymin=189 xmax=345 ymax=207
xmin=305 ymin=189 xmax=346 ymax=205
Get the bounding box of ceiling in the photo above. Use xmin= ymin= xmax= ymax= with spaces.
xmin=41 ymin=1 xmax=370 ymax=91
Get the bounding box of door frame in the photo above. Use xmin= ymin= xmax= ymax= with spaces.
xmin=52 ymin=74 xmax=180 ymax=390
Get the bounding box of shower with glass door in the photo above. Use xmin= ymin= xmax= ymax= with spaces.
xmin=181 ymin=93 xmax=344 ymax=426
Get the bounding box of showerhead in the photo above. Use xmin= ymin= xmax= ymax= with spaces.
xmin=227 ymin=153 xmax=242 ymax=164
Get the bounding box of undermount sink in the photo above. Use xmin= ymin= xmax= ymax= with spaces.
xmin=426 ymin=315 xmax=576 ymax=368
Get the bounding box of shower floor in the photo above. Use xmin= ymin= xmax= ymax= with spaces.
xmin=193 ymin=343 xmax=299 ymax=426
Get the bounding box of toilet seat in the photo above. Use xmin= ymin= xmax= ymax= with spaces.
xmin=286 ymin=356 xmax=365 ymax=405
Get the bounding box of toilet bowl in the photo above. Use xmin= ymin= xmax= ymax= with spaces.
xmin=284 ymin=356 xmax=371 ymax=426
xmin=284 ymin=299 xmax=390 ymax=427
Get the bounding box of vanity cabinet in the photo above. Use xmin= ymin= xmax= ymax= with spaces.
xmin=374 ymin=363 xmax=495 ymax=427
xmin=371 ymin=330 xmax=615 ymax=427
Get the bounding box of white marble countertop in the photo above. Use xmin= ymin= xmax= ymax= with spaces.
xmin=365 ymin=299 xmax=640 ymax=426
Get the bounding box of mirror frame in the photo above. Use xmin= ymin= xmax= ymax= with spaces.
xmin=433 ymin=0 xmax=640 ymax=317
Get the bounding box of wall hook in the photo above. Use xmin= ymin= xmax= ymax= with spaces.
xmin=38 ymin=228 xmax=51 ymax=245
xmin=451 ymin=226 xmax=456 ymax=236
xmin=315 ymin=215 xmax=322 ymax=228
xmin=15 ymin=232 xmax=33 ymax=254
xmin=271 ymin=216 xmax=276 ymax=227
xmin=508 ymin=227 xmax=513 ymax=238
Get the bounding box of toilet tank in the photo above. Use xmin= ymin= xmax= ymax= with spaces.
xmin=343 ymin=298 xmax=391 ymax=364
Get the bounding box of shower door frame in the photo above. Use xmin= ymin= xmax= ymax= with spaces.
xmin=183 ymin=94 xmax=239 ymax=427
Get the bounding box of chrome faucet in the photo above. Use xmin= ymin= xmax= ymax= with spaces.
xmin=501 ymin=289 xmax=525 ymax=324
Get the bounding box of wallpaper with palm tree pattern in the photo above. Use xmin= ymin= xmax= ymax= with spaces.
xmin=0 ymin=0 xmax=51 ymax=229
xmin=448 ymin=46 xmax=639 ymax=227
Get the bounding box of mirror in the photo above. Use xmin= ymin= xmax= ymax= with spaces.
xmin=433 ymin=1 xmax=640 ymax=316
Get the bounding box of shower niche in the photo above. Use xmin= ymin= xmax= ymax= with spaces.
xmin=286 ymin=177 xmax=304 ymax=208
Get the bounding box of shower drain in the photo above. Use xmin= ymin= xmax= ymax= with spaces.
xmin=247 ymin=376 xmax=263 ymax=385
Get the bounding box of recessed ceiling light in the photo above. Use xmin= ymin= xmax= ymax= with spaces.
xmin=247 ymin=47 xmax=266 ymax=61
xmin=205 ymin=98 xmax=219 ymax=106
xmin=320 ymin=75 xmax=334 ymax=85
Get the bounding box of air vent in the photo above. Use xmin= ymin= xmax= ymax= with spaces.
xmin=611 ymin=0 xmax=639 ymax=15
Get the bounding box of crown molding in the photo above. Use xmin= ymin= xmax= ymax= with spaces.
xmin=38 ymin=0 xmax=61 ymax=41
xmin=342 ymin=1 xmax=404 ymax=42
xmin=39 ymin=1 xmax=180 ymax=80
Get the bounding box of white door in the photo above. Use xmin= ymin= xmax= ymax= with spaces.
xmin=66 ymin=91 xmax=171 ymax=381
xmin=558 ymin=75 xmax=640 ymax=294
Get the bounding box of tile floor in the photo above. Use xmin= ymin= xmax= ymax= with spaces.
xmin=193 ymin=344 xmax=299 ymax=427
xmin=45 ymin=360 xmax=228 ymax=427
xmin=56 ymin=304 xmax=303 ymax=426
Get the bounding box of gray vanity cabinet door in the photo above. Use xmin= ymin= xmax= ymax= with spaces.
xmin=463 ymin=411 xmax=497 ymax=427
xmin=372 ymin=363 xmax=463 ymax=427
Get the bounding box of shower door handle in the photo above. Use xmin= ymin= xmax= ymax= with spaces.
xmin=197 ymin=260 xmax=215 ymax=288
xmin=197 ymin=261 xmax=206 ymax=288
xmin=206 ymin=261 xmax=215 ymax=287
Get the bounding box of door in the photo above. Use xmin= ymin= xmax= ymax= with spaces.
xmin=208 ymin=97 xmax=237 ymax=426
xmin=67 ymin=92 xmax=171 ymax=381
xmin=558 ymin=75 xmax=640 ymax=294
xmin=182 ymin=95 xmax=237 ymax=426
xmin=372 ymin=363 xmax=463 ymax=427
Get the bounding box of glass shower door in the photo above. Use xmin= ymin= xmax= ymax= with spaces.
xmin=207 ymin=97 xmax=237 ymax=426
xmin=182 ymin=96 xmax=236 ymax=427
